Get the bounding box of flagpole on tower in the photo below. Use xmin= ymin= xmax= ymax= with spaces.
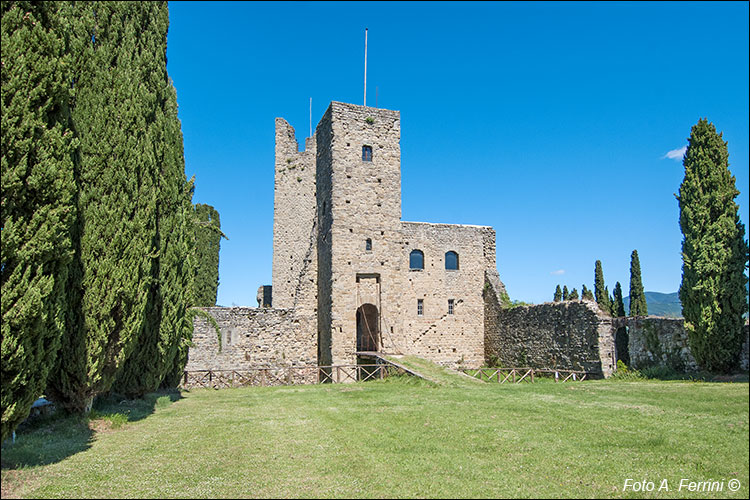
xmin=364 ymin=28 xmax=368 ymax=107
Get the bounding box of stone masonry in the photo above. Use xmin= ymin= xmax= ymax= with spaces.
xmin=486 ymin=300 xmax=616 ymax=377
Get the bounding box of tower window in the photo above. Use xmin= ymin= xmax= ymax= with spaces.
xmin=365 ymin=238 xmax=372 ymax=251
xmin=417 ymin=299 xmax=423 ymax=316
xmin=362 ymin=145 xmax=373 ymax=162
xmin=409 ymin=250 xmax=424 ymax=270
xmin=448 ymin=299 xmax=454 ymax=315
xmin=445 ymin=251 xmax=459 ymax=270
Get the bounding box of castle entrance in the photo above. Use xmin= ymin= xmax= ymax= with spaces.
xmin=356 ymin=303 xmax=380 ymax=352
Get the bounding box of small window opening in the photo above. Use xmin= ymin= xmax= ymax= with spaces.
xmin=365 ymin=238 xmax=372 ymax=251
xmin=362 ymin=145 xmax=373 ymax=162
xmin=417 ymin=299 xmax=424 ymax=316
xmin=448 ymin=299 xmax=455 ymax=315
xmin=410 ymin=249 xmax=424 ymax=270
xmin=445 ymin=251 xmax=459 ymax=270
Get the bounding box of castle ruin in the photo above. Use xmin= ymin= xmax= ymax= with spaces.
xmin=187 ymin=101 xmax=748 ymax=379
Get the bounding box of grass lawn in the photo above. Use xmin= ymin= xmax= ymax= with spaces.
xmin=1 ymin=372 xmax=748 ymax=499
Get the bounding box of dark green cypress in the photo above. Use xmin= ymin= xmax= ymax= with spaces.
xmin=562 ymin=285 xmax=569 ymax=301
xmin=594 ymin=260 xmax=611 ymax=314
xmin=678 ymin=119 xmax=749 ymax=372
xmin=581 ymin=284 xmax=594 ymax=301
xmin=553 ymin=285 xmax=562 ymax=302
xmin=192 ymin=203 xmax=222 ymax=307
xmin=1 ymin=0 xmax=75 ymax=440
xmin=113 ymin=2 xmax=194 ymax=397
xmin=568 ymin=288 xmax=579 ymax=300
xmin=47 ymin=1 xmax=160 ymax=412
xmin=628 ymin=250 xmax=648 ymax=316
xmin=612 ymin=282 xmax=626 ymax=317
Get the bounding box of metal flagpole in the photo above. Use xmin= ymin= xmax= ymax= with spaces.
xmin=364 ymin=28 xmax=368 ymax=107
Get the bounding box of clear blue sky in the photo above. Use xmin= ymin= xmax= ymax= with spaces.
xmin=166 ymin=1 xmax=749 ymax=307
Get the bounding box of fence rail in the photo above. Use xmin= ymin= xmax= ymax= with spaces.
xmin=461 ymin=367 xmax=593 ymax=383
xmin=181 ymin=363 xmax=408 ymax=389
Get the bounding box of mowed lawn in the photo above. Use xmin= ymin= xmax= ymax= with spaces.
xmin=1 ymin=375 xmax=748 ymax=499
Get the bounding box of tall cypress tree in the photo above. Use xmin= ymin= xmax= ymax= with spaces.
xmin=47 ymin=2 xmax=160 ymax=412
xmin=568 ymin=288 xmax=579 ymax=300
xmin=581 ymin=284 xmax=594 ymax=301
xmin=628 ymin=250 xmax=648 ymax=316
xmin=192 ymin=203 xmax=222 ymax=307
xmin=612 ymin=282 xmax=626 ymax=317
xmin=1 ymin=0 xmax=75 ymax=440
xmin=553 ymin=285 xmax=562 ymax=302
xmin=594 ymin=260 xmax=611 ymax=314
xmin=678 ymin=119 xmax=749 ymax=372
xmin=113 ymin=2 xmax=194 ymax=397
xmin=562 ymin=285 xmax=569 ymax=301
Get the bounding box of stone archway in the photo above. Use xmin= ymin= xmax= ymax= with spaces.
xmin=356 ymin=303 xmax=380 ymax=352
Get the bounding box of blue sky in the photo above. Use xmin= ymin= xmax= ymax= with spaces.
xmin=166 ymin=1 xmax=749 ymax=306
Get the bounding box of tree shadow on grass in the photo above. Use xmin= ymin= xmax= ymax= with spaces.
xmin=0 ymin=389 xmax=184 ymax=470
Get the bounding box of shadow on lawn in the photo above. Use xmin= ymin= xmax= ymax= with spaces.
xmin=0 ymin=389 xmax=183 ymax=470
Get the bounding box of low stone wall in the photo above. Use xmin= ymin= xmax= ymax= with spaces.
xmin=487 ymin=300 xmax=615 ymax=377
xmin=186 ymin=307 xmax=317 ymax=372
xmin=622 ymin=317 xmax=696 ymax=372
xmin=621 ymin=316 xmax=749 ymax=373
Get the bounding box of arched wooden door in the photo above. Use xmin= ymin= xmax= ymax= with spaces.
xmin=356 ymin=303 xmax=380 ymax=352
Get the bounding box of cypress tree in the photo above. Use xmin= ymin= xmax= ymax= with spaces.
xmin=1 ymin=0 xmax=75 ymax=440
xmin=581 ymin=284 xmax=594 ymax=301
xmin=113 ymin=2 xmax=195 ymax=397
xmin=553 ymin=285 xmax=562 ymax=302
xmin=628 ymin=250 xmax=648 ymax=316
xmin=562 ymin=285 xmax=569 ymax=301
xmin=568 ymin=288 xmax=579 ymax=300
xmin=678 ymin=119 xmax=749 ymax=372
xmin=594 ymin=260 xmax=611 ymax=314
xmin=47 ymin=2 xmax=160 ymax=412
xmin=612 ymin=282 xmax=626 ymax=317
xmin=192 ymin=204 xmax=223 ymax=307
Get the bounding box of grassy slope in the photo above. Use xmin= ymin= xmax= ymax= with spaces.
xmin=1 ymin=378 xmax=748 ymax=499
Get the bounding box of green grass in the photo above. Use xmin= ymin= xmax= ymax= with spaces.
xmin=1 ymin=378 xmax=747 ymax=498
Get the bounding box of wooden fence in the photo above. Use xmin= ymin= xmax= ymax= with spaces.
xmin=181 ymin=363 xmax=407 ymax=389
xmin=461 ymin=367 xmax=593 ymax=383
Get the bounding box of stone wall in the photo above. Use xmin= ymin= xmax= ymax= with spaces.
xmin=487 ymin=300 xmax=615 ymax=377
xmin=185 ymin=307 xmax=316 ymax=371
xmin=396 ymin=222 xmax=495 ymax=368
xmin=272 ymin=119 xmax=317 ymax=312
xmin=620 ymin=316 xmax=750 ymax=373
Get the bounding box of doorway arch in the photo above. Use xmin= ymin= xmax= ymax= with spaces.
xmin=356 ymin=303 xmax=380 ymax=352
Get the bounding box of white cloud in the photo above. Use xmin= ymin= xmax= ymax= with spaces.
xmin=662 ymin=146 xmax=687 ymax=161
xmin=550 ymin=269 xmax=565 ymax=275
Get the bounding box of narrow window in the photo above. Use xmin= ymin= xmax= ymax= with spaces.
xmin=445 ymin=251 xmax=459 ymax=270
xmin=362 ymin=145 xmax=373 ymax=162
xmin=417 ymin=299 xmax=424 ymax=316
xmin=365 ymin=238 xmax=372 ymax=251
xmin=448 ymin=299 xmax=454 ymax=315
xmin=409 ymin=249 xmax=424 ymax=270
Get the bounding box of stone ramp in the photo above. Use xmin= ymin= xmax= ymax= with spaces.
xmin=358 ymin=352 xmax=485 ymax=387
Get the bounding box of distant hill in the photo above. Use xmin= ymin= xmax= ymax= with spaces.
xmin=624 ymin=291 xmax=682 ymax=318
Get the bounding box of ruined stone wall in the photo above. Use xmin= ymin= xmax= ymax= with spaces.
xmin=487 ymin=300 xmax=616 ymax=377
xmin=623 ymin=316 xmax=750 ymax=372
xmin=185 ymin=307 xmax=316 ymax=371
xmin=272 ymin=119 xmax=317 ymax=312
xmin=396 ymin=222 xmax=493 ymax=368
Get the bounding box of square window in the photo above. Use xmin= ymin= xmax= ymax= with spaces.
xmin=362 ymin=145 xmax=373 ymax=162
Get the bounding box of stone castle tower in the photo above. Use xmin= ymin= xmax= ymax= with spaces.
xmin=273 ymin=101 xmax=507 ymax=368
